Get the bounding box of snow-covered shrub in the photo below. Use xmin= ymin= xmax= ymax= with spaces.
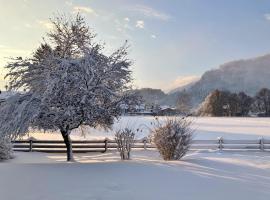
xmin=115 ymin=128 xmax=135 ymax=160
xmin=0 ymin=137 xmax=13 ymax=161
xmin=152 ymin=118 xmax=193 ymax=160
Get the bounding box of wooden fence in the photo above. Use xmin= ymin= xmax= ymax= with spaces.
xmin=12 ymin=137 xmax=270 ymax=153
xmin=12 ymin=139 xmax=150 ymax=153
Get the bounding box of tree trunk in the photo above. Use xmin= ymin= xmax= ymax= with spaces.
xmin=60 ymin=129 xmax=73 ymax=161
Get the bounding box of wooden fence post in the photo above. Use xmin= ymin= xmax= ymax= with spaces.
xmin=29 ymin=139 xmax=33 ymax=152
xmin=218 ymin=137 xmax=223 ymax=150
xmin=260 ymin=137 xmax=264 ymax=151
xmin=103 ymin=138 xmax=108 ymax=153
xmin=143 ymin=139 xmax=147 ymax=150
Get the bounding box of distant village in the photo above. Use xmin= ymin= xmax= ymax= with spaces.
xmin=120 ymin=103 xmax=179 ymax=116
xmin=3 ymin=86 xmax=270 ymax=117
xmin=0 ymin=90 xmax=179 ymax=116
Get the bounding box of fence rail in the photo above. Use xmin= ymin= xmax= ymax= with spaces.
xmin=11 ymin=137 xmax=270 ymax=153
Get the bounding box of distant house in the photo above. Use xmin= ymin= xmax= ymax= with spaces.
xmin=120 ymin=103 xmax=149 ymax=115
xmin=135 ymin=104 xmax=145 ymax=112
xmin=144 ymin=103 xmax=160 ymax=114
xmin=120 ymin=101 xmax=179 ymax=116
xmin=156 ymin=107 xmax=179 ymax=116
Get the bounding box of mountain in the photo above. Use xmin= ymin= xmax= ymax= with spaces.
xmin=133 ymin=88 xmax=182 ymax=106
xmin=168 ymin=78 xmax=199 ymax=94
xmin=133 ymin=88 xmax=167 ymax=105
xmin=136 ymin=54 xmax=270 ymax=108
xmin=188 ymin=54 xmax=270 ymax=105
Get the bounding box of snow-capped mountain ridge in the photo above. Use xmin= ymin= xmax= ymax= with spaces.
xmin=187 ymin=53 xmax=270 ymax=105
xmin=137 ymin=54 xmax=270 ymax=107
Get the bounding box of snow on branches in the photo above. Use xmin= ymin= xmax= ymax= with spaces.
xmin=1 ymin=13 xmax=136 ymax=161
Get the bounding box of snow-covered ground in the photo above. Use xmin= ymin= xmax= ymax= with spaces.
xmin=1 ymin=149 xmax=270 ymax=200
xmin=3 ymin=117 xmax=270 ymax=200
xmin=25 ymin=116 xmax=270 ymax=140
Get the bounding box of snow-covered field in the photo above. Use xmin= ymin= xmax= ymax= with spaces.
xmin=2 ymin=116 xmax=270 ymax=200
xmin=25 ymin=116 xmax=270 ymax=140
xmin=1 ymin=150 xmax=270 ymax=200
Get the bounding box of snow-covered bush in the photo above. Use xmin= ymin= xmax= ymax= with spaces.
xmin=152 ymin=118 xmax=193 ymax=160
xmin=0 ymin=137 xmax=13 ymax=161
xmin=115 ymin=128 xmax=135 ymax=160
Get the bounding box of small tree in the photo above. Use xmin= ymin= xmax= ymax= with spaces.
xmin=176 ymin=90 xmax=192 ymax=115
xmin=253 ymin=88 xmax=270 ymax=116
xmin=152 ymin=118 xmax=193 ymax=160
xmin=198 ymin=90 xmax=225 ymax=116
xmin=198 ymin=90 xmax=248 ymax=116
xmin=115 ymin=128 xmax=135 ymax=160
xmin=237 ymin=92 xmax=253 ymax=116
xmin=0 ymin=14 xmax=135 ymax=161
xmin=226 ymin=93 xmax=239 ymax=116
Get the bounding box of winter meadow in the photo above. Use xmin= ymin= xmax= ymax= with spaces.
xmin=1 ymin=1 xmax=270 ymax=200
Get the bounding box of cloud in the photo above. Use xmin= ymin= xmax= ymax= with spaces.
xmin=37 ymin=20 xmax=54 ymax=30
xmin=115 ymin=18 xmax=133 ymax=32
xmin=130 ymin=5 xmax=171 ymax=21
xmin=165 ymin=75 xmax=200 ymax=91
xmin=124 ymin=17 xmax=130 ymax=22
xmin=151 ymin=34 xmax=157 ymax=39
xmin=65 ymin=1 xmax=73 ymax=6
xmin=73 ymin=6 xmax=98 ymax=16
xmin=136 ymin=20 xmax=144 ymax=29
xmin=264 ymin=13 xmax=270 ymax=21
xmin=113 ymin=18 xmax=133 ymax=40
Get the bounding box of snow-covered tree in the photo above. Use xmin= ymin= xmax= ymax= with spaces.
xmin=253 ymin=88 xmax=270 ymax=116
xmin=198 ymin=90 xmax=254 ymax=116
xmin=1 ymin=14 xmax=135 ymax=161
xmin=197 ymin=90 xmax=224 ymax=116
xmin=176 ymin=90 xmax=192 ymax=115
xmin=198 ymin=90 xmax=237 ymax=116
xmin=237 ymin=92 xmax=253 ymax=116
